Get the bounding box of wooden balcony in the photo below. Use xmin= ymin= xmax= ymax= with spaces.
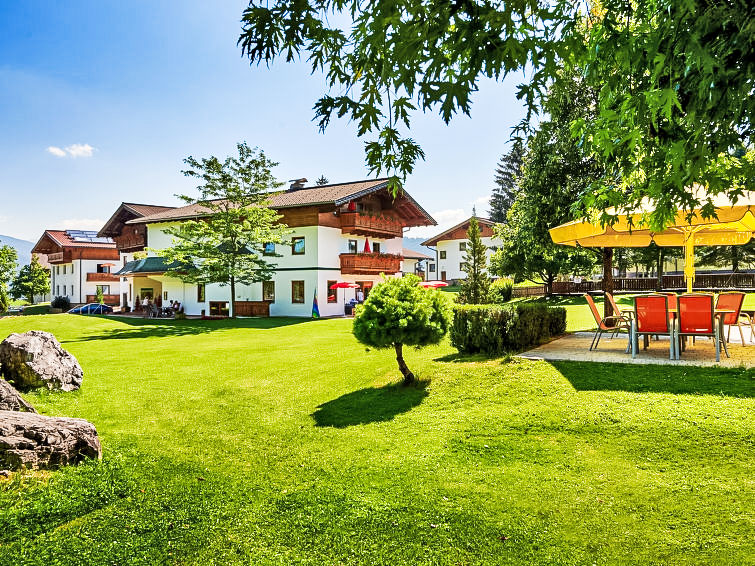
xmin=340 ymin=212 xmax=403 ymax=238
xmin=85 ymin=294 xmax=120 ymax=305
xmin=340 ymin=253 xmax=403 ymax=275
xmin=48 ymin=252 xmax=65 ymax=263
xmin=86 ymin=272 xmax=120 ymax=282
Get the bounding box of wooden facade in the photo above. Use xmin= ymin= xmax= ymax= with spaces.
xmin=233 ymin=301 xmax=271 ymax=317
xmin=340 ymin=253 xmax=403 ymax=275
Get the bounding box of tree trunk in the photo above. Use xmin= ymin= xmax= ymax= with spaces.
xmin=545 ymin=273 xmax=554 ymax=296
xmin=655 ymin=248 xmax=664 ymax=291
xmin=732 ymin=247 xmax=739 ymax=272
xmin=230 ymin=275 xmax=236 ymax=318
xmin=394 ymin=343 xmax=415 ymax=385
xmin=602 ymin=247 xmax=614 ymax=317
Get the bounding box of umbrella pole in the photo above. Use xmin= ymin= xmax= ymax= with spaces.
xmin=684 ymin=236 xmax=695 ymax=293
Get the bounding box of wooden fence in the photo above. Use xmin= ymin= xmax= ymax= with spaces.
xmin=512 ymin=273 xmax=755 ymax=298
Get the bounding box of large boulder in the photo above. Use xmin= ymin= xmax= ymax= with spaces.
xmin=0 ymin=378 xmax=36 ymax=412
xmin=0 ymin=331 xmax=83 ymax=391
xmin=0 ymin=410 xmax=101 ymax=471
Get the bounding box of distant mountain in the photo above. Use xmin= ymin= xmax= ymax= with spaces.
xmin=0 ymin=235 xmax=34 ymax=267
xmin=403 ymin=237 xmax=435 ymax=257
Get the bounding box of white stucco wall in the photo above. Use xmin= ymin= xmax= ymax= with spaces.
xmin=434 ymin=237 xmax=499 ymax=281
xmin=50 ymin=259 xmax=121 ymax=304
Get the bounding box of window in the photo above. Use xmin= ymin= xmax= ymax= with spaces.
xmin=140 ymin=288 xmax=154 ymax=300
xmin=197 ymin=284 xmax=206 ymax=302
xmin=55 ymin=266 xmax=59 ymax=275
xmin=71 ymin=263 xmax=74 ymax=273
xmin=429 ymin=264 xmax=436 ymax=273
xmin=70 ymin=285 xmax=74 ymax=295
xmin=327 ymin=280 xmax=337 ymax=303
xmin=372 ymin=242 xmax=381 ymax=253
xmin=263 ymin=242 xmax=276 ymax=256
xmin=209 ymin=301 xmax=229 ymax=316
xmin=459 ymin=242 xmax=467 ymax=251
xmin=163 ymin=291 xmax=168 ymax=300
xmin=56 ymin=285 xmax=59 ymax=295
xmin=63 ymin=265 xmax=66 ymax=275
xmin=96 ymin=285 xmax=110 ymax=294
xmin=263 ymin=281 xmax=275 ymax=302
xmin=439 ymin=251 xmax=447 ymax=259
xmin=348 ymin=239 xmax=358 ymax=254
xmin=291 ymin=280 xmax=305 ymax=303
xmin=292 ymin=237 xmax=305 ymax=255
xmin=97 ymin=264 xmax=110 ymax=273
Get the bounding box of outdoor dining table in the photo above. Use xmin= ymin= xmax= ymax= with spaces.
xmin=629 ymin=295 xmax=734 ymax=360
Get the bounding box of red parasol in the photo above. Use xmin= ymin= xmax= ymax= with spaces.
xmin=418 ymin=280 xmax=449 ymax=288
xmin=363 ymin=238 xmax=371 ymax=253
xmin=329 ymin=281 xmax=361 ymax=314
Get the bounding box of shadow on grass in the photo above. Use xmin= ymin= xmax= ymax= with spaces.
xmin=552 ymin=360 xmax=755 ymax=398
xmin=64 ymin=316 xmax=311 ymax=342
xmin=433 ymin=352 xmax=499 ymax=363
xmin=312 ymin=381 xmax=429 ymax=428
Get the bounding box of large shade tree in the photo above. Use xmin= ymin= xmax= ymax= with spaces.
xmin=10 ymin=256 xmax=50 ymax=304
xmin=0 ymin=245 xmax=18 ymax=313
xmin=159 ymin=142 xmax=290 ymax=318
xmin=240 ymin=0 xmax=755 ymax=228
xmin=490 ymin=69 xmax=599 ymax=294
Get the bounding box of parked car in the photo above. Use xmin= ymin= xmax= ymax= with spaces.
xmin=68 ymin=303 xmax=113 ymax=315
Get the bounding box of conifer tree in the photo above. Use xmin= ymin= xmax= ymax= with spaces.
xmin=490 ymin=139 xmax=524 ymax=223
xmin=316 ymin=175 xmax=329 ymax=186
xmin=457 ymin=216 xmax=490 ymax=304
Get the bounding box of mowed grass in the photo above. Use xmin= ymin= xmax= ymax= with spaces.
xmin=0 ymin=314 xmax=753 ymax=565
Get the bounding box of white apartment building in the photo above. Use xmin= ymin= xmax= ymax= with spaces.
xmin=422 ymin=217 xmax=500 ymax=282
xmin=101 ymin=179 xmax=436 ymax=317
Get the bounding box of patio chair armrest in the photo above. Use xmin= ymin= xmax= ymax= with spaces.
xmin=620 ymin=309 xmax=635 ymax=319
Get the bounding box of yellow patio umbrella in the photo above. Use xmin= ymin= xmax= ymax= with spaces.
xmin=549 ymin=188 xmax=755 ymax=292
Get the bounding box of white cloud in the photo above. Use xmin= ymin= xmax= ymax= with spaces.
xmin=65 ymin=143 xmax=95 ymax=157
xmin=46 ymin=143 xmax=95 ymax=158
xmin=61 ymin=218 xmax=105 ymax=231
xmin=471 ymin=194 xmax=491 ymax=214
xmin=47 ymin=146 xmax=67 ymax=157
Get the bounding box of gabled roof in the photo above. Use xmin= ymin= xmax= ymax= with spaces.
xmin=402 ymin=247 xmax=433 ymax=260
xmin=125 ymin=179 xmax=436 ymax=227
xmin=98 ymin=202 xmax=175 ymax=237
xmin=421 ymin=216 xmax=497 ymax=247
xmin=32 ymin=230 xmax=117 ymax=253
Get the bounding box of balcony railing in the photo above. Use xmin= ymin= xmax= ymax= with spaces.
xmin=86 ymin=272 xmax=120 ymax=282
xmin=85 ymin=294 xmax=120 ymax=305
xmin=340 ymin=212 xmax=404 ymax=238
xmin=340 ymin=253 xmax=403 ymax=275
xmin=48 ymin=252 xmax=65 ymax=263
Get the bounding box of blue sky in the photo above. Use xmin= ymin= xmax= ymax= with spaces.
xmin=0 ymin=1 xmax=526 ymax=242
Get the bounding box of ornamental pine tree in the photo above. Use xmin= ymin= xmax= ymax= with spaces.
xmin=457 ymin=216 xmax=490 ymax=304
xmin=10 ymin=256 xmax=50 ymax=304
xmin=352 ymin=275 xmax=452 ymax=385
xmin=490 ymin=139 xmax=524 ymax=223
xmin=316 ymin=175 xmax=329 ymax=186
xmin=159 ymin=142 xmax=290 ymax=318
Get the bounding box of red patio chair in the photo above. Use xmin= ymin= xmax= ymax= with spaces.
xmin=632 ymin=294 xmax=676 ymax=359
xmin=715 ymin=292 xmax=752 ymax=345
xmin=676 ymin=293 xmax=727 ymax=362
xmin=583 ymin=293 xmax=631 ymax=351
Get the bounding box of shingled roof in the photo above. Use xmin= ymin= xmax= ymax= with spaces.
xmin=421 ymin=216 xmax=497 ymax=247
xmin=125 ymin=179 xmax=435 ymax=227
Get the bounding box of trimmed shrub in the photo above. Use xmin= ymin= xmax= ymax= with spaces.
xmin=487 ymin=277 xmax=514 ymax=304
xmin=450 ymin=303 xmax=566 ymax=355
xmin=51 ymin=296 xmax=72 ymax=311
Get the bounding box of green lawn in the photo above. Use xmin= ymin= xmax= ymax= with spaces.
xmin=0 ymin=314 xmax=753 ymax=564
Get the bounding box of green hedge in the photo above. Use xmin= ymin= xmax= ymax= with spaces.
xmin=450 ymin=303 xmax=567 ymax=355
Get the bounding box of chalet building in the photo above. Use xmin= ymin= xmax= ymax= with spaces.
xmin=103 ymin=179 xmax=435 ymax=317
xmin=422 ymin=216 xmax=500 ymax=283
xmin=31 ymin=230 xmax=121 ymax=305
xmin=97 ymin=202 xmax=176 ymax=307
xmin=401 ymin=247 xmax=434 ymax=279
